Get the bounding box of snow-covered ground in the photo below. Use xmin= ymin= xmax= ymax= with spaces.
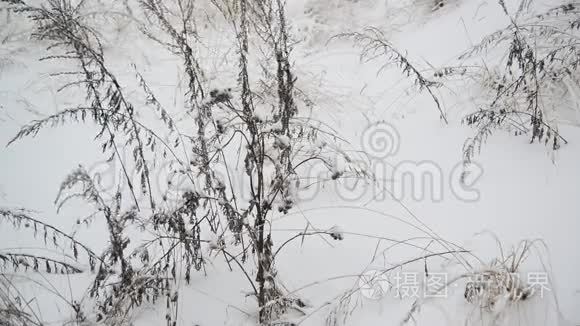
xmin=1 ymin=0 xmax=579 ymax=325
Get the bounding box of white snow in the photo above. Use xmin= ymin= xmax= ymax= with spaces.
xmin=1 ymin=1 xmax=579 ymax=326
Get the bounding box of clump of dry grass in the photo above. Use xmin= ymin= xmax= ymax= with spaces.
xmin=464 ymin=242 xmax=534 ymax=312
xmin=401 ymin=238 xmax=552 ymax=325
xmin=0 ymin=208 xmax=95 ymax=326
xmin=0 ymin=275 xmax=42 ymax=326
xmin=464 ymin=269 xmax=531 ymax=312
